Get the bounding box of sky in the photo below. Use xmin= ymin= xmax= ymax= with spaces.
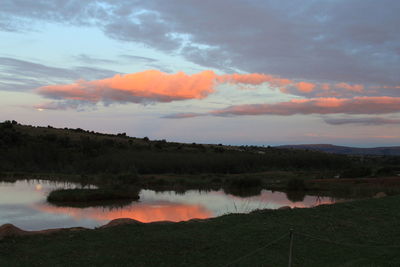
xmin=0 ymin=0 xmax=399 ymax=147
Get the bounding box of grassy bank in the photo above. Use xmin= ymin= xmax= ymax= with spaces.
xmin=1 ymin=196 xmax=400 ymax=266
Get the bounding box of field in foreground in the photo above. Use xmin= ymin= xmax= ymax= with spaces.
xmin=1 ymin=195 xmax=400 ymax=266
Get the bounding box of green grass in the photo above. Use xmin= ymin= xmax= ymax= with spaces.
xmin=1 ymin=196 xmax=400 ymax=266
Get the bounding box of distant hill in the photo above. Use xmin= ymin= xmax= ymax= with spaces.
xmin=0 ymin=120 xmax=354 ymax=175
xmin=276 ymin=144 xmax=400 ymax=156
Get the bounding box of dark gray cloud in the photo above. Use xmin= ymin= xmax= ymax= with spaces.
xmin=0 ymin=57 xmax=119 ymax=91
xmin=1 ymin=0 xmax=399 ymax=87
xmin=103 ymin=12 xmax=181 ymax=52
xmin=0 ymin=0 xmax=109 ymax=29
xmin=35 ymin=100 xmax=89 ymax=111
xmin=323 ymin=117 xmax=400 ymax=126
xmin=74 ymin=66 xmax=119 ymax=80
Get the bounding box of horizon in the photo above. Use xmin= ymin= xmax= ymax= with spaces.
xmin=1 ymin=1 xmax=399 ymax=147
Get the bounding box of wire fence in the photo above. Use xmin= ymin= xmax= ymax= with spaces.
xmin=296 ymin=231 xmax=400 ymax=249
xmin=223 ymin=228 xmax=400 ymax=266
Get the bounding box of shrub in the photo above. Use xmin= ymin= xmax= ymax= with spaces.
xmin=47 ymin=188 xmax=140 ymax=203
xmin=287 ymin=178 xmax=306 ymax=191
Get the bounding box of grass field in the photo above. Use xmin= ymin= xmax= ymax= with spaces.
xmin=1 ymin=195 xmax=399 ymax=266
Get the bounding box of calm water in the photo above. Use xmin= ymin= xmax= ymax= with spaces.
xmin=0 ymin=180 xmax=340 ymax=230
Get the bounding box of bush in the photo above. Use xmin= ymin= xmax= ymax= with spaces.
xmin=1 ymin=120 xmax=13 ymax=129
xmin=47 ymin=188 xmax=140 ymax=203
xmin=287 ymin=178 xmax=306 ymax=191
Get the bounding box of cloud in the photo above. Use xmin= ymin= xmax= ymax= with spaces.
xmin=323 ymin=117 xmax=400 ymax=125
xmin=219 ymin=73 xmax=293 ymax=87
xmin=34 ymin=101 xmax=85 ymax=111
xmin=37 ymin=70 xmax=217 ymax=105
xmin=212 ymin=97 xmax=400 ymax=116
xmin=2 ymin=1 xmax=399 ymax=88
xmin=103 ymin=12 xmax=181 ymax=53
xmin=295 ymin=82 xmax=316 ymax=93
xmin=36 ymin=70 xmax=308 ymax=108
xmin=74 ymin=54 xmax=117 ymax=65
xmin=138 ymin=0 xmax=400 ymax=86
xmin=335 ymin=83 xmax=364 ymax=92
xmin=211 ymin=97 xmax=400 ymax=116
xmin=162 ymin=113 xmax=204 ymax=119
xmin=0 ymin=0 xmax=107 ymax=30
xmin=118 ymin=54 xmax=157 ymax=63
xmin=166 ymin=97 xmax=400 ymax=118
xmin=0 ymin=57 xmax=119 ymax=91
xmin=36 ymin=68 xmax=395 ymax=110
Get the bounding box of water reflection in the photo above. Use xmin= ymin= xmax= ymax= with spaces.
xmin=286 ymin=191 xmax=306 ymax=202
xmin=35 ymin=202 xmax=212 ymax=223
xmin=0 ymin=180 xmax=341 ymax=230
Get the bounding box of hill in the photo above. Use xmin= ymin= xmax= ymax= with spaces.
xmin=277 ymin=144 xmax=400 ymax=156
xmin=0 ymin=120 xmax=352 ymax=176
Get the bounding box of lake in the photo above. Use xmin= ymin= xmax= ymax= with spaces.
xmin=0 ymin=179 xmax=340 ymax=230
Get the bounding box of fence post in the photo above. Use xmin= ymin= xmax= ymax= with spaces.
xmin=288 ymin=228 xmax=294 ymax=267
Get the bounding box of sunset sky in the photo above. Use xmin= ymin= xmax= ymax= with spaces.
xmin=1 ymin=0 xmax=399 ymax=147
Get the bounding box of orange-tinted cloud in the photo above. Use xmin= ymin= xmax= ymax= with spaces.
xmin=219 ymin=73 xmax=293 ymax=87
xmin=37 ymin=70 xmax=218 ymax=104
xmin=335 ymin=83 xmax=364 ymax=92
xmin=321 ymin=83 xmax=331 ymax=90
xmin=296 ymin=82 xmax=316 ymax=93
xmin=35 ymin=69 xmax=379 ymax=110
xmin=209 ymin=96 xmax=400 ymax=116
xmin=36 ymin=70 xmax=352 ymax=109
xmin=37 ymin=70 xmax=296 ymax=108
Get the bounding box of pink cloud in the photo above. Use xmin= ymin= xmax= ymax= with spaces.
xmin=209 ymin=96 xmax=400 ymax=116
xmin=371 ymin=85 xmax=400 ymax=89
xmin=335 ymin=83 xmax=364 ymax=92
xmin=219 ymin=73 xmax=293 ymax=87
xmin=296 ymin=82 xmax=316 ymax=93
xmin=321 ymin=83 xmax=331 ymax=90
xmin=37 ymin=70 xmax=298 ymax=108
xmin=35 ymin=69 xmax=388 ymax=112
xmin=38 ymin=70 xmax=218 ymax=104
